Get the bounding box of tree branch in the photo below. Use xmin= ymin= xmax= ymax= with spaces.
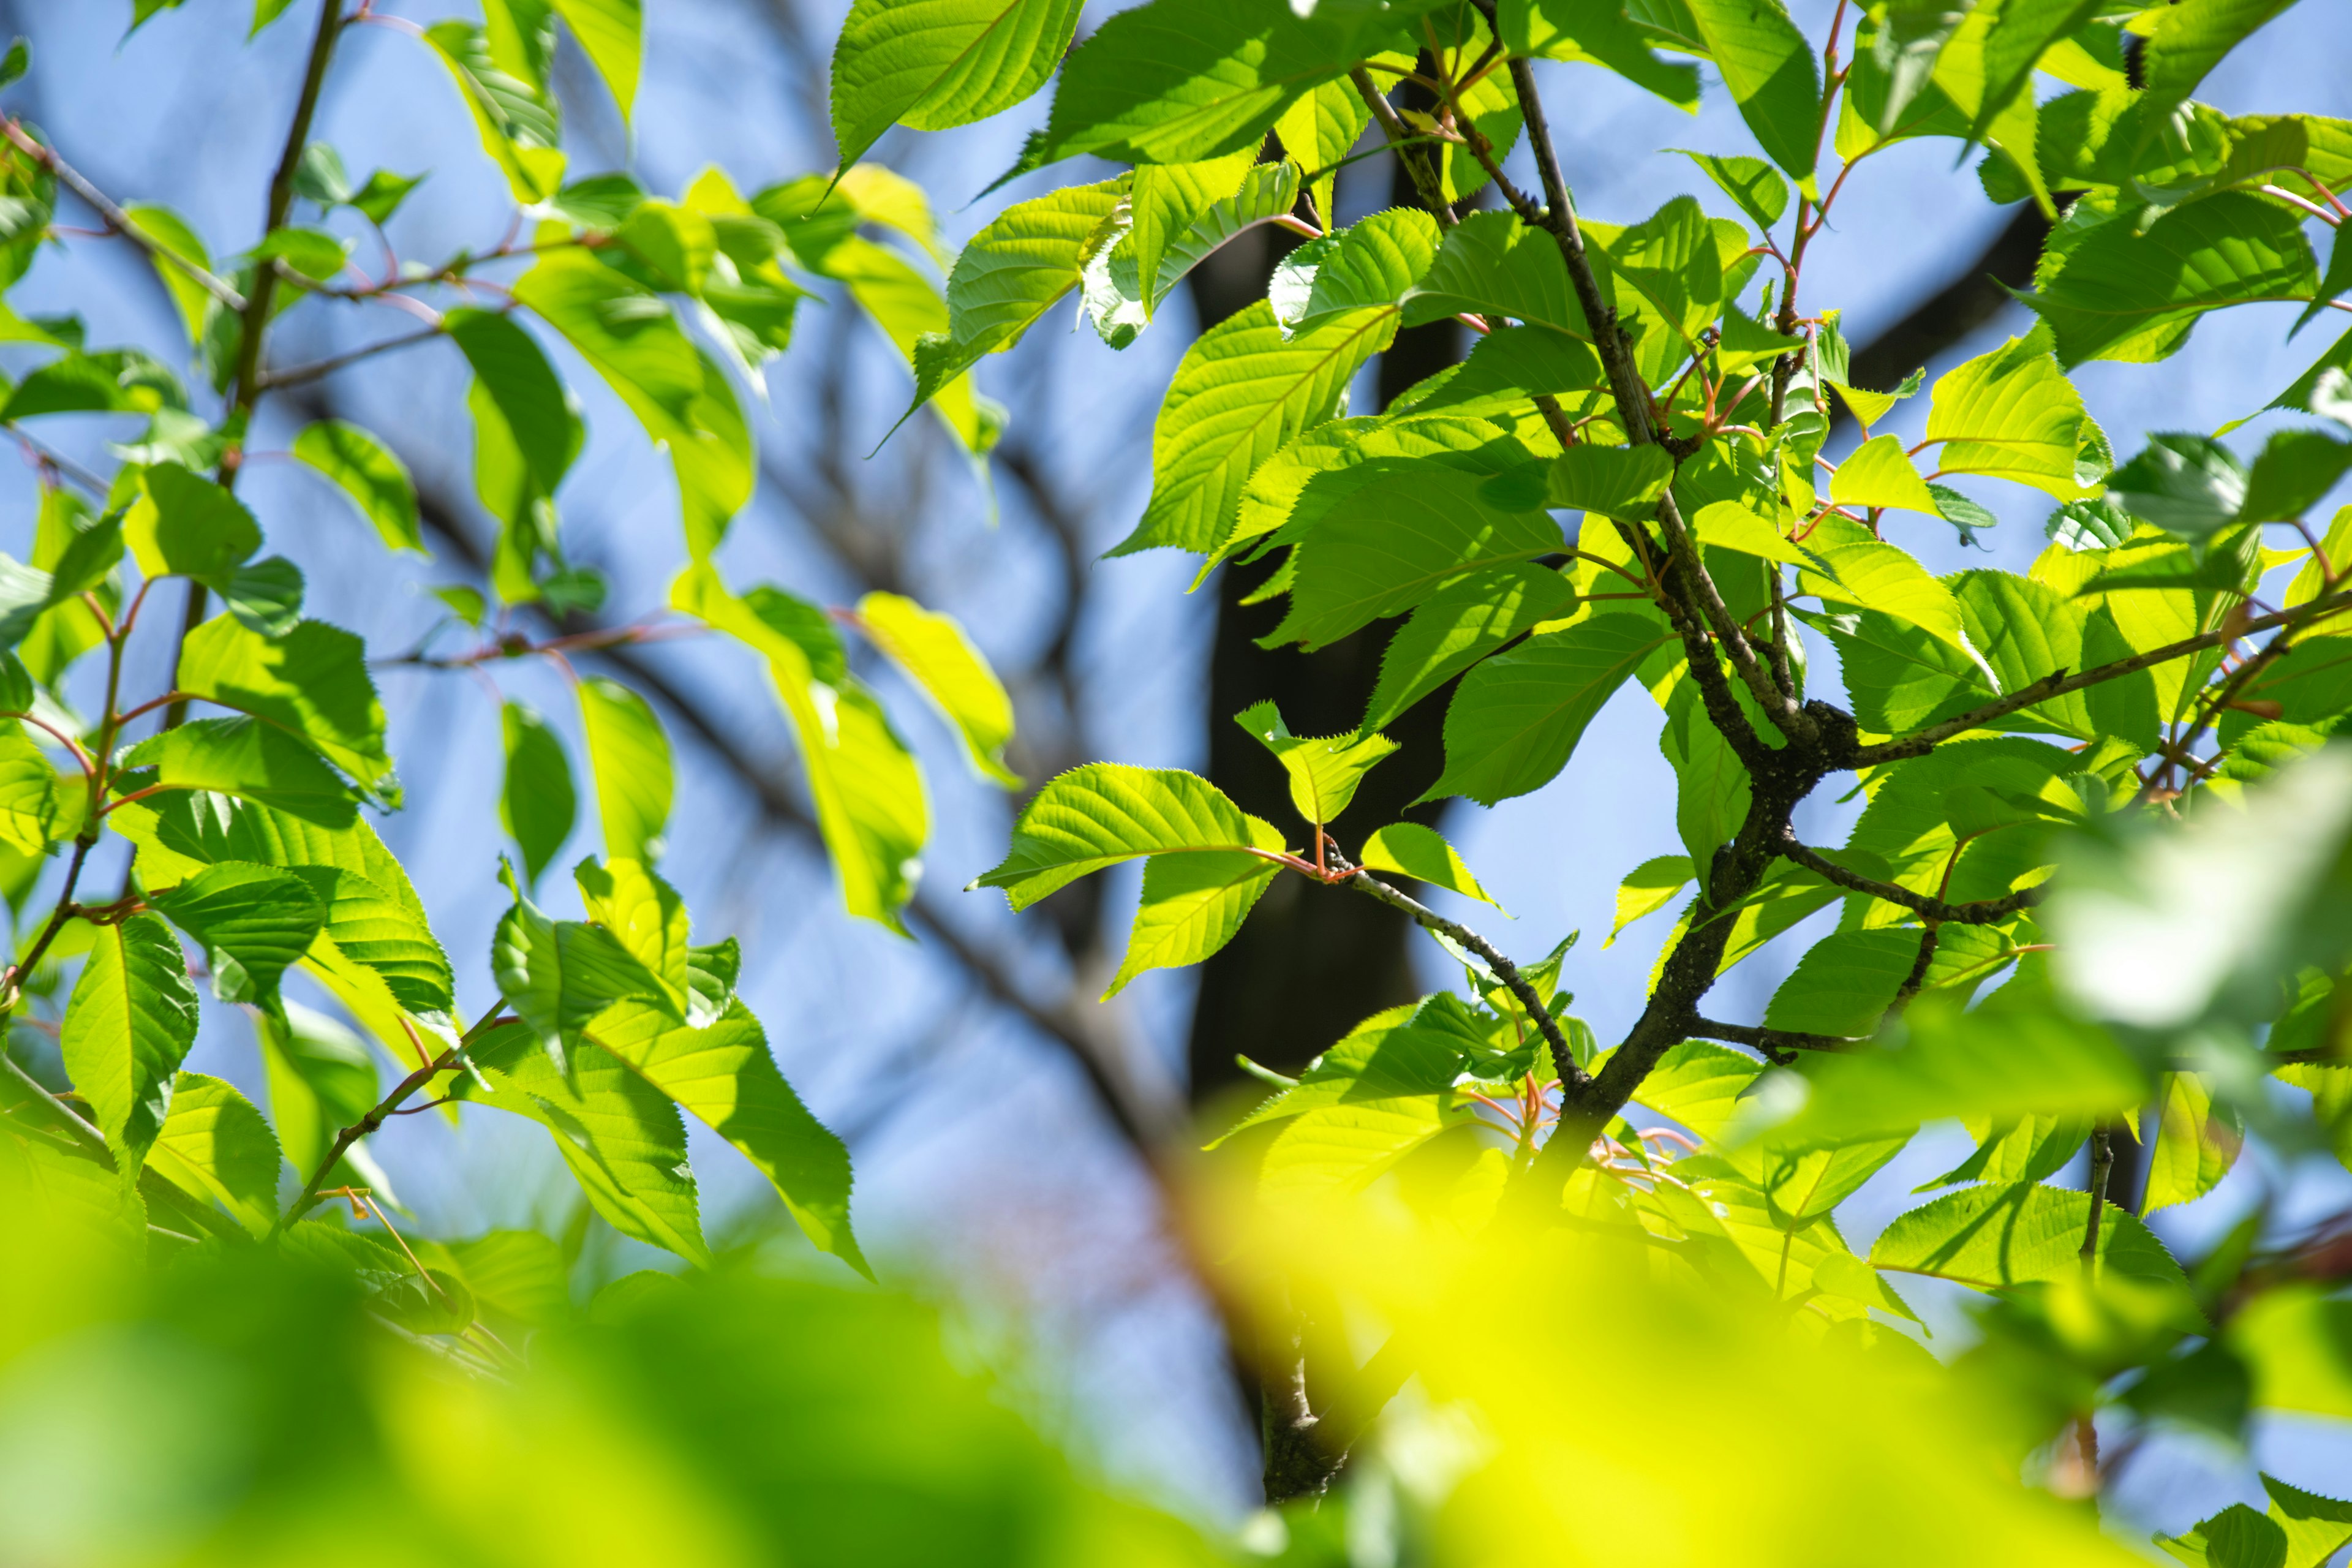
xmin=1686 ymin=1017 xmax=1856 ymax=1058
xmin=274 ymin=1042 xmax=462 ymax=1234
xmin=1853 ymin=586 xmax=2352 ymax=766
xmin=0 ymin=119 xmax=247 ymax=311
xmin=1349 ymin=67 xmax=1454 ymax=227
xmin=1333 ymin=852 xmax=1591 ymax=1091
xmin=257 ymin=322 xmax=443 ymax=391
xmin=1505 ymin=56 xmax=1815 ymax=747
xmin=1777 ymin=832 xmax=2046 ymax=924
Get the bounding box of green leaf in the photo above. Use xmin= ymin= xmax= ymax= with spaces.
xmin=1424 ymin=614 xmax=1668 ymax=806
xmin=574 ymin=856 xmax=692 ymax=1019
xmin=2109 ymin=432 xmax=2248 ymax=546
xmin=143 ymin=1071 xmax=281 ymax=1236
xmin=1778 ymin=982 xmax=2154 ymax=1142
xmin=447 ymin=308 xmax=581 ymax=502
xmin=1673 ymin=148 xmax=1789 ymax=230
xmin=1113 ymin=300 xmax=1397 ymax=556
xmin=176 ymin=615 xmax=394 ymax=804
xmin=1760 ymin=927 xmax=1921 ymax=1040
xmin=218 ymin=557 xmax=305 ymax=639
xmin=0 ymin=36 xmax=25 ymax=88
xmin=141 ymin=717 xmax=359 ymax=827
xmin=549 ymin=0 xmax=642 ymax=120
xmin=1091 ymin=161 xmax=1304 ymax=342
xmin=1503 ymin=0 xmax=1700 ymax=111
xmin=433 ymin=1230 xmax=570 ymax=1328
xmin=2262 ymin=1475 xmax=2352 ymax=1568
xmin=0 ymin=346 xmax=180 ymax=421
xmin=123 ymin=462 xmax=260 ymax=581
xmin=291 ymin=420 xmax=425 ymax=556
xmin=1924 ymin=0 xmax=2105 ymax=148
xmin=500 ymin=702 xmax=576 ymax=887
xmin=1359 ymin=821 xmax=1502 ymax=910
xmin=1549 ymin=443 xmax=1673 ymax=518
xmin=148 ymin=861 xmax=329 ymax=1008
xmin=1217 ymin=409 xmax=1525 ymax=571
xmin=1253 ymin=1006 xmax=1482 ymax=1197
xmin=1799 ymin=539 xmax=1977 ymax=663
xmin=1106 ymin=818 xmax=1284 ymax=998
xmin=854 ymin=590 xmax=1020 ymax=787
xmin=587 ymin=995 xmax=869 ymax=1278
xmin=2238 ymin=427 xmax=2352 ymax=524
xmin=1403 ymin=209 xmax=1592 ymax=341
xmin=513 ymin=249 xmax=750 ymax=559
xmin=1923 ymin=333 xmax=2103 ymax=500
xmin=674 ymin=566 xmax=927 ymax=932
xmin=1215 ymin=998 xmax=1458 ymax=1142
xmin=1271 ymin=465 xmax=1566 ymax=650
xmin=1362 ymin=562 xmax=1577 ymax=732
xmin=462 ymin=1022 xmax=712 ymax=1266
xmin=492 ymin=867 xmax=679 ymax=1075
xmin=423 ymin=19 xmax=564 ymax=203
xmin=1036 ymin=0 xmax=1356 ymax=167
xmin=1871 ymin=1180 xmax=2190 ymax=1292
xmin=971 ymin=761 xmax=1262 ymax=911
xmin=2142 ymin=0 xmax=2297 ymax=118
xmin=255 ymin=1000 xmax=377 ymax=1183
xmin=121 ymin=203 xmax=214 ymax=346
xmin=1275 ymin=207 xmax=1442 ymax=334
xmin=2155 ymin=1504 xmax=2287 ymax=1568
xmin=1917 ymin=1113 xmax=2090 ymax=1192
xmin=1684 ymin=0 xmax=1821 ymax=183
xmin=2143 ymin=1071 xmax=2244 ymax=1215
xmin=831 ymin=0 xmax=1082 ymax=171
xmin=1660 ymin=673 xmax=1748 ymax=868
xmin=1625 ymin=1039 xmax=1763 ymax=1141
xmin=1689 ymin=498 xmax=1807 ymax=565
xmin=114 ymin=790 xmax=453 ymax=1021
xmin=2230 ymin=1287 xmax=2352 ymax=1423
xmin=250 ymin=225 xmax=350 ymax=282
xmin=1828 ymin=432 xmax=1938 ymax=513
xmin=0 ymin=723 xmax=62 ymax=854
xmin=909 ymin=179 xmax=1125 ymax=409
xmin=349 ymin=168 xmax=425 ymax=228
xmin=1608 ymin=853 xmax=1692 ymax=947
xmin=58 ymin=912 xmax=202 ymax=1175
xmin=1234 ymin=699 xmax=1396 ymax=826
xmin=2025 ymin=192 xmax=2318 ymax=367
xmin=575 ymin=677 xmax=671 ymax=867
xmin=1273 ymin=80 xmax=1370 ymax=230
xmin=1724 ymin=1128 xmax=1910 ymax=1226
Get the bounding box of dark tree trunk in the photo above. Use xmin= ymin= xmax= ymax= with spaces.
xmin=1183 ymin=155 xmax=1470 ymax=1111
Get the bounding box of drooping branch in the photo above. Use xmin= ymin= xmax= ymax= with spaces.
xmin=1777 ymin=832 xmax=2046 ymax=924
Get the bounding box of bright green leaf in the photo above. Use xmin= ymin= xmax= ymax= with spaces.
xmin=500 ymin=702 xmax=576 ymax=887
xmin=1359 ymin=821 xmax=1503 ymax=910
xmin=58 ymin=912 xmax=202 ymax=1176
xmin=143 ymin=1071 xmax=281 ymax=1236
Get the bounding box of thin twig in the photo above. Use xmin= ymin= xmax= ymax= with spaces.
xmin=0 ymin=119 xmax=247 ymax=310
xmin=257 ymin=322 xmax=443 ymax=390
xmin=1778 ymin=832 xmax=2045 ymax=924
xmin=1332 ymin=851 xmax=1590 ymax=1091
